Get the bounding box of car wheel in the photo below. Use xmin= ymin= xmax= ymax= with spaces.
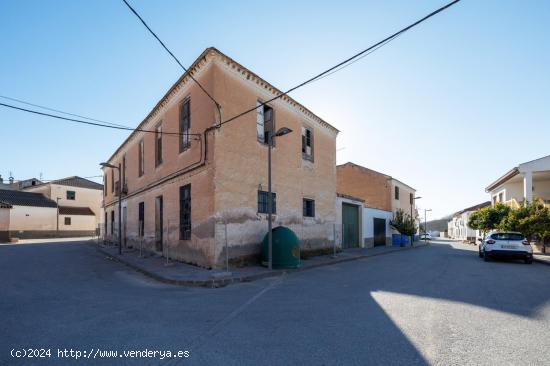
xmin=484 ymin=251 xmax=490 ymax=262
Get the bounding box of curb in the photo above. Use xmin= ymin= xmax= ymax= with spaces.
xmin=96 ymin=243 xmax=429 ymax=288
xmin=533 ymin=257 xmax=550 ymax=267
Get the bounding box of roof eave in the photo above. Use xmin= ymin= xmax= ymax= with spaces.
xmin=485 ymin=167 xmax=519 ymax=192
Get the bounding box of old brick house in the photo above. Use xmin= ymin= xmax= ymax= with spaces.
xmin=102 ymin=48 xmax=338 ymax=268
xmin=336 ymin=162 xmax=417 ymax=248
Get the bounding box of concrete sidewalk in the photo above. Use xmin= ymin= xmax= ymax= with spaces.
xmin=534 ymin=253 xmax=550 ymax=266
xmin=95 ymin=241 xmax=429 ymax=288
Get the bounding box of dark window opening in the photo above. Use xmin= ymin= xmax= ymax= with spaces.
xmin=179 ymin=184 xmax=191 ymax=240
xmin=395 ymin=186 xmax=400 ymax=200
xmin=256 ymin=101 xmax=275 ymax=145
xmin=66 ymin=190 xmax=76 ymax=200
xmin=303 ymin=198 xmax=315 ymax=217
xmin=410 ymin=193 xmax=414 ymax=205
xmin=258 ymin=190 xmax=276 ymax=214
xmin=138 ymin=202 xmax=145 ymax=237
xmin=155 ymin=124 xmax=163 ymax=166
xmin=64 ymin=217 xmax=71 ymax=225
xmin=301 ymin=127 xmax=313 ymax=161
xmin=111 ymin=170 xmax=114 ymax=193
xmin=180 ymin=98 xmax=191 ymax=151
xmin=138 ymin=139 xmax=144 ymax=177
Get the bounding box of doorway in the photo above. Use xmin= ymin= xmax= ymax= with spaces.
xmin=155 ymin=196 xmax=163 ymax=252
xmin=373 ymin=218 xmax=386 ymax=246
xmin=122 ymin=206 xmax=127 ymax=248
xmin=342 ymin=203 xmax=359 ymax=248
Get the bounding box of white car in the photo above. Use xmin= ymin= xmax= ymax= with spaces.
xmin=419 ymin=233 xmax=432 ymax=240
xmin=479 ymin=231 xmax=533 ymax=264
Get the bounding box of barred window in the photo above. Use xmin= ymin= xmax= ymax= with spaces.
xmin=180 ymin=184 xmax=191 ymax=240
xmin=66 ymin=190 xmax=76 ymax=200
xmin=303 ymin=199 xmax=315 ymax=217
xmin=258 ymin=190 xmax=276 ymax=214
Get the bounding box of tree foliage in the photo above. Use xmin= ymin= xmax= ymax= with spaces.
xmin=469 ymin=200 xmax=550 ymax=252
xmin=468 ymin=203 xmax=511 ymax=238
xmin=390 ymin=209 xmax=417 ymax=237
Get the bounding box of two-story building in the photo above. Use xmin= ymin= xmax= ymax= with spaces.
xmin=447 ymin=201 xmax=490 ymax=243
xmin=336 ymin=162 xmax=417 ymax=248
xmin=23 ymin=176 xmax=103 ymax=236
xmin=101 ymin=48 xmax=339 ymax=268
xmin=485 ymin=154 xmax=550 ymax=208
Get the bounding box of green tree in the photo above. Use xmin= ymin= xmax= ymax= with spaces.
xmin=468 ymin=203 xmax=511 ymax=239
xmin=500 ymin=199 xmax=550 ymax=253
xmin=390 ymin=209 xmax=417 ymax=247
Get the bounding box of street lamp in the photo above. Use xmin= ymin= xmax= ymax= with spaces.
xmin=411 ymin=196 xmax=422 ymax=246
xmin=267 ymin=127 xmax=293 ymax=270
xmin=56 ymin=197 xmax=61 ymax=236
xmin=100 ymin=162 xmax=122 ymax=255
xmin=424 ymin=208 xmax=432 ymax=242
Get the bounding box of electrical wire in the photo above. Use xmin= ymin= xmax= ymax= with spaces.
xmin=218 ymin=0 xmax=461 ymax=127
xmin=0 ymin=95 xmax=131 ymax=129
xmin=122 ymin=0 xmax=222 ymax=126
xmin=0 ymin=102 xmax=200 ymax=137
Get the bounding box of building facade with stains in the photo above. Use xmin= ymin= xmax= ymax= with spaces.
xmin=101 ymin=48 xmax=338 ymax=268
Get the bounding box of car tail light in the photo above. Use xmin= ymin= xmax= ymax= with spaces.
xmin=486 ymin=239 xmax=495 ymax=244
xmin=522 ymin=240 xmax=530 ymax=245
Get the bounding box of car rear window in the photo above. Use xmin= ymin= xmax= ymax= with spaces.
xmin=490 ymin=233 xmax=525 ymax=241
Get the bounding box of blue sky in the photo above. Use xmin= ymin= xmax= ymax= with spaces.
xmin=1 ymin=0 xmax=549 ymax=219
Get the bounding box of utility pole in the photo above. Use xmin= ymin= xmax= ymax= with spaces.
xmin=56 ymin=197 xmax=61 ymax=236
xmin=267 ymin=127 xmax=293 ymax=270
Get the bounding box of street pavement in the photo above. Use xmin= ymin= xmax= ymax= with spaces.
xmin=1 ymin=239 xmax=549 ymax=365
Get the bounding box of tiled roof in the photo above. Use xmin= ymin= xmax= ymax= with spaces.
xmin=58 ymin=206 xmax=95 ymax=216
xmin=26 ymin=176 xmax=103 ymax=191
xmin=0 ymin=189 xmax=57 ymax=208
xmin=454 ymin=201 xmax=491 ymax=216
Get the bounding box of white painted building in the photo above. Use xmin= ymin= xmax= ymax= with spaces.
xmin=486 ymin=155 xmax=550 ymax=207
xmin=0 ymin=189 xmax=57 ymax=241
xmin=447 ymin=202 xmax=490 ymax=242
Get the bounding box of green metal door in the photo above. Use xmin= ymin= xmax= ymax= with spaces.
xmin=342 ymin=203 xmax=359 ymax=248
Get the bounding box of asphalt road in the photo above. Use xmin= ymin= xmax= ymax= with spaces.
xmin=1 ymin=240 xmax=549 ymax=366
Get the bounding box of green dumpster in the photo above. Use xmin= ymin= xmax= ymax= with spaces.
xmin=261 ymin=226 xmax=300 ymax=269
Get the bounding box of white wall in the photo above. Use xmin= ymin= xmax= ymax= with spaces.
xmin=59 ymin=214 xmax=96 ymax=231
xmin=363 ymin=207 xmax=392 ymax=239
xmin=9 ymin=206 xmax=57 ymax=231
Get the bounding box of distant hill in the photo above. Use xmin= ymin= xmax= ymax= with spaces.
xmin=420 ymin=216 xmax=451 ymax=232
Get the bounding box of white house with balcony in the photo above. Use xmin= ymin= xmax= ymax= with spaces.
xmin=485 ymin=155 xmax=550 ymax=208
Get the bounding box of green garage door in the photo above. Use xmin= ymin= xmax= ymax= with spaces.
xmin=342 ymin=203 xmax=359 ymax=248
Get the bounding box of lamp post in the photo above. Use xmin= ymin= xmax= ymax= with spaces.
xmin=411 ymin=196 xmax=422 ymax=246
xmin=56 ymin=197 xmax=61 ymax=236
xmin=267 ymin=127 xmax=293 ymax=270
xmin=100 ymin=162 xmax=122 ymax=255
xmin=424 ymin=208 xmax=432 ymax=242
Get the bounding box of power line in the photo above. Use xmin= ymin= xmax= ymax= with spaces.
xmin=0 ymin=102 xmax=200 ymax=137
xmin=0 ymin=95 xmax=131 ymax=129
xmin=122 ymin=0 xmax=222 ymax=125
xmin=219 ymin=0 xmax=461 ymax=127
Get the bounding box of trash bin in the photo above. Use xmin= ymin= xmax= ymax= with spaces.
xmin=261 ymin=226 xmax=300 ymax=269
